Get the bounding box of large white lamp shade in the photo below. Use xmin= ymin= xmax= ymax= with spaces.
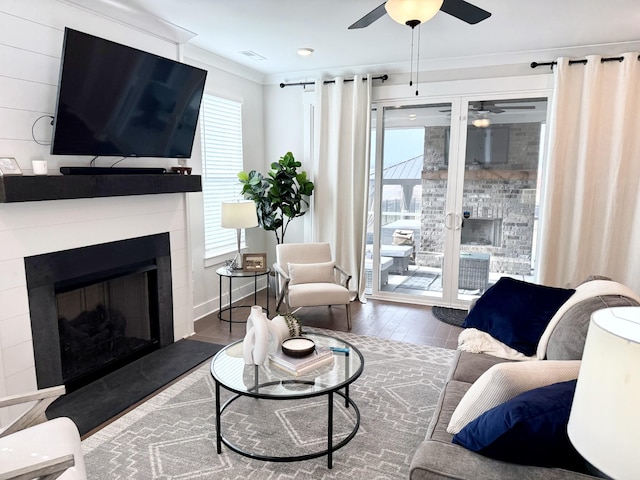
xmin=567 ymin=306 xmax=640 ymax=479
xmin=221 ymin=201 xmax=258 ymax=268
xmin=221 ymin=200 xmax=258 ymax=229
xmin=385 ymin=0 xmax=444 ymax=26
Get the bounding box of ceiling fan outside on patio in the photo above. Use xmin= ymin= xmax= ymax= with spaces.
xmin=440 ymin=101 xmax=537 ymax=115
xmin=348 ymin=0 xmax=491 ymax=30
xmin=471 ymin=101 xmax=536 ymax=114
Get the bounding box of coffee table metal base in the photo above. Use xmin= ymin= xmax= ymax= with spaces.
xmin=215 ymin=378 xmax=360 ymax=469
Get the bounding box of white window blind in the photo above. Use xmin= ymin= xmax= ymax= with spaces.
xmin=200 ymin=94 xmax=244 ymax=258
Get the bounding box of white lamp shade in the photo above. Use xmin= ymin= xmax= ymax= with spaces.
xmin=385 ymin=0 xmax=444 ymax=25
xmin=567 ymin=307 xmax=640 ymax=479
xmin=221 ymin=201 xmax=258 ymax=229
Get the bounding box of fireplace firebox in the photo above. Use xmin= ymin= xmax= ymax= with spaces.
xmin=25 ymin=233 xmax=174 ymax=392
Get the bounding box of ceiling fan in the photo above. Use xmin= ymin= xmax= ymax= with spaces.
xmin=349 ymin=1 xmax=491 ymax=95
xmin=471 ymin=101 xmax=536 ymax=114
xmin=348 ymin=0 xmax=491 ymax=30
xmin=438 ymin=101 xmax=536 ymax=127
xmin=440 ymin=102 xmax=536 ymax=115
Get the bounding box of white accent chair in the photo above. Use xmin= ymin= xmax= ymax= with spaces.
xmin=274 ymin=243 xmax=352 ymax=330
xmin=0 ymin=386 xmax=86 ymax=480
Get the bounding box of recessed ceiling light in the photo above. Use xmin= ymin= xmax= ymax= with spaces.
xmin=409 ymin=114 xmax=417 ymax=120
xmin=297 ymin=48 xmax=314 ymax=57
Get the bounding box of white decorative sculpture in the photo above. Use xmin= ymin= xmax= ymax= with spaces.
xmin=243 ymin=307 xmax=303 ymax=365
xmin=242 ymin=305 xmax=302 ymax=365
xmin=243 ymin=306 xmax=269 ymax=365
xmin=268 ymin=314 xmax=290 ymax=351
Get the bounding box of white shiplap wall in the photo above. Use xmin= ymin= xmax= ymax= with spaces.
xmin=0 ymin=0 xmax=196 ymax=425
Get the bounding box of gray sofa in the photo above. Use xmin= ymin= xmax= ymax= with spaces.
xmin=410 ymin=287 xmax=639 ymax=480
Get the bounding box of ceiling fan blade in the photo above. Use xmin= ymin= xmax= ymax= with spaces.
xmin=498 ymin=106 xmax=536 ymax=110
xmin=348 ymin=2 xmax=387 ymax=29
xmin=440 ymin=0 xmax=491 ymax=24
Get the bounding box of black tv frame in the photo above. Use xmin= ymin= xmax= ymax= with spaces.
xmin=50 ymin=28 xmax=207 ymax=160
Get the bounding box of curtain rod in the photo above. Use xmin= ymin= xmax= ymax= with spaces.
xmin=530 ymin=55 xmax=640 ymax=70
xmin=280 ymin=74 xmax=388 ymax=88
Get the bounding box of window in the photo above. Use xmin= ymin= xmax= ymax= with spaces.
xmin=199 ymin=94 xmax=244 ymax=259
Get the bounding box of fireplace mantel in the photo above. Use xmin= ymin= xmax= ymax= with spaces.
xmin=0 ymin=174 xmax=201 ymax=203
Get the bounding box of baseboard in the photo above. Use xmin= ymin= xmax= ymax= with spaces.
xmin=193 ymin=278 xmax=269 ymax=321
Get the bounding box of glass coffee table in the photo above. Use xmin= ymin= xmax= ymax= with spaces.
xmin=210 ymin=332 xmax=364 ymax=468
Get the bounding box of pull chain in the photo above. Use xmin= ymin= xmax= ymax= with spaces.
xmin=409 ymin=26 xmax=414 ymax=87
xmin=415 ymin=25 xmax=421 ymax=95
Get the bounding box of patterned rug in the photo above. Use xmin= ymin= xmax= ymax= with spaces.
xmin=82 ymin=328 xmax=455 ymax=479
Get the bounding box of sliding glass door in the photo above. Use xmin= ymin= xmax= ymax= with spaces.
xmin=367 ymin=101 xmax=455 ymax=303
xmin=367 ymin=95 xmax=548 ymax=307
xmin=455 ymin=97 xmax=547 ymax=304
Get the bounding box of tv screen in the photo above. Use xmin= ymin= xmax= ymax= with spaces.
xmin=51 ymin=28 xmax=207 ymax=158
xmin=444 ymin=125 xmax=510 ymax=165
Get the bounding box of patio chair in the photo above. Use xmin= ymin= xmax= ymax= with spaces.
xmin=273 ymin=242 xmax=352 ymax=330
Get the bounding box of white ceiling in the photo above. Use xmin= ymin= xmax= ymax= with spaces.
xmin=82 ymin=0 xmax=640 ymax=83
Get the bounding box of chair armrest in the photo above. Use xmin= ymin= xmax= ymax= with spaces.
xmin=0 ymin=386 xmax=65 ymax=409
xmin=334 ymin=264 xmax=352 ymax=290
xmin=0 ymin=386 xmax=65 ymax=438
xmin=273 ymin=263 xmax=290 ymax=312
xmin=272 ymin=262 xmax=290 ymax=281
xmin=0 ymin=454 xmax=74 ymax=480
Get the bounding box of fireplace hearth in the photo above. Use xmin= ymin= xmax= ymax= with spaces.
xmin=25 ymin=233 xmax=174 ymax=392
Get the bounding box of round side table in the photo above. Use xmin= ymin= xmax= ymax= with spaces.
xmin=216 ymin=267 xmax=270 ymax=332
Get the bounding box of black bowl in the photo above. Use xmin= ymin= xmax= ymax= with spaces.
xmin=281 ymin=337 xmax=316 ymax=358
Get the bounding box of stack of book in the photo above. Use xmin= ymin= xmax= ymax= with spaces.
xmin=269 ymin=346 xmax=334 ymax=376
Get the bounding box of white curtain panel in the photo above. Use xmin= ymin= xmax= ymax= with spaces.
xmin=313 ymin=75 xmax=372 ymax=299
xmin=539 ymin=53 xmax=640 ymax=292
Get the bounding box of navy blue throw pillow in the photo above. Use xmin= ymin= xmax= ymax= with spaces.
xmin=452 ymin=380 xmax=583 ymax=469
xmin=462 ymin=277 xmax=575 ymax=356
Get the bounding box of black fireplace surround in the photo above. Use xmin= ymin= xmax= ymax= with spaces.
xmin=25 ymin=233 xmax=174 ymax=392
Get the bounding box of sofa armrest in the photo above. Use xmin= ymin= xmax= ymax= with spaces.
xmin=410 ymin=440 xmax=597 ymax=480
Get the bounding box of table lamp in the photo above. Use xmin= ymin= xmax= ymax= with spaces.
xmin=221 ymin=200 xmax=258 ymax=270
xmin=567 ymin=306 xmax=640 ymax=479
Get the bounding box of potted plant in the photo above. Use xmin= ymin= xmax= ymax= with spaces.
xmin=238 ymin=152 xmax=314 ymax=244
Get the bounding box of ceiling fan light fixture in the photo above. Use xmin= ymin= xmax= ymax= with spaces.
xmin=385 ymin=0 xmax=444 ymax=26
xmin=472 ymin=117 xmax=491 ymax=128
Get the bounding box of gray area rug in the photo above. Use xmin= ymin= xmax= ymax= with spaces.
xmin=432 ymin=306 xmax=468 ymax=328
xmin=82 ymin=328 xmax=455 ymax=479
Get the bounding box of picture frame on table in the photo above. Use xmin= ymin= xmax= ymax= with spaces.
xmin=243 ymin=253 xmax=267 ymax=272
xmin=0 ymin=157 xmax=23 ymax=176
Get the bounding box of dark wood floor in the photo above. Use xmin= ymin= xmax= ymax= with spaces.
xmin=193 ymin=288 xmax=462 ymax=350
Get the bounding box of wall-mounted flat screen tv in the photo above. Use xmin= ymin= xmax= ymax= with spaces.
xmin=51 ymin=28 xmax=207 ymax=158
xmin=444 ymin=125 xmax=510 ymax=165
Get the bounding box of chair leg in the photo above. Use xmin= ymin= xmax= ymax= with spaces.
xmin=345 ymin=302 xmax=352 ymax=330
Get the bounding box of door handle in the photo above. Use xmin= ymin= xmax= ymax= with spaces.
xmin=444 ymin=212 xmax=453 ymax=230
xmin=454 ymin=213 xmax=463 ymax=230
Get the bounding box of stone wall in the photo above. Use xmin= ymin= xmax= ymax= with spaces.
xmin=419 ymin=123 xmax=540 ymax=275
